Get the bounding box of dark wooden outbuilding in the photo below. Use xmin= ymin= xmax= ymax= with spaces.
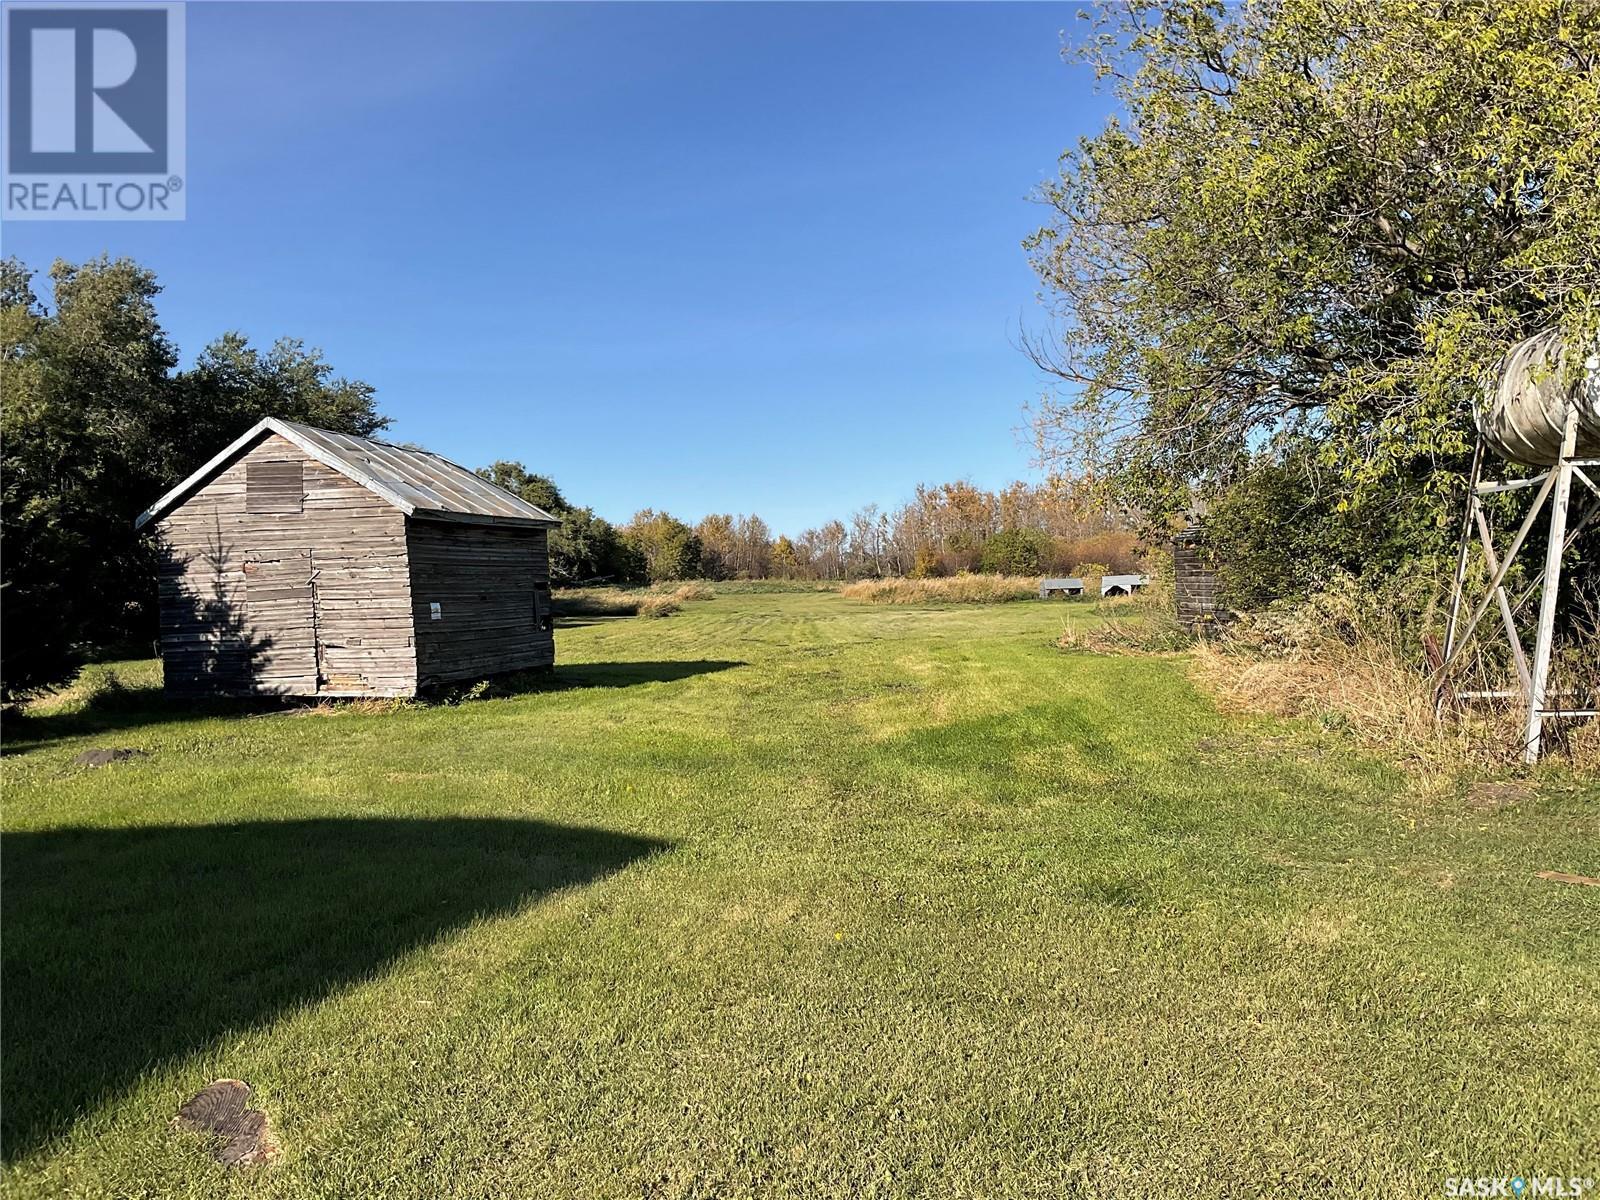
xmin=135 ymin=418 xmax=560 ymax=697
xmin=1173 ymin=523 xmax=1226 ymax=634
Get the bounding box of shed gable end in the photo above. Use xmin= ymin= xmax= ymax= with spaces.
xmin=152 ymin=434 xmax=419 ymax=697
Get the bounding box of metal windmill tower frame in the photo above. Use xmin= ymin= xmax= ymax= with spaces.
xmin=1435 ymin=334 xmax=1600 ymax=763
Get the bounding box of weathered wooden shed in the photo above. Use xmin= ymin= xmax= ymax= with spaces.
xmin=135 ymin=418 xmax=560 ymax=698
xmin=1172 ymin=524 xmax=1225 ymax=633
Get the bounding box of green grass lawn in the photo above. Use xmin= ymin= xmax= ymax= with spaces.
xmin=3 ymin=592 xmax=1596 ymax=1197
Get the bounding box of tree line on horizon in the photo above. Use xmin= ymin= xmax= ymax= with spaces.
xmin=474 ymin=461 xmax=1145 ymax=587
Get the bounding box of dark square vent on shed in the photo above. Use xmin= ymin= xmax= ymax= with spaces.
xmin=246 ymin=459 xmax=304 ymax=514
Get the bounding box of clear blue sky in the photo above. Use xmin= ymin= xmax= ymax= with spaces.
xmin=7 ymin=2 xmax=1106 ymax=534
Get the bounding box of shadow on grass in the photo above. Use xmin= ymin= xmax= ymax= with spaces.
xmin=1 ymin=817 xmax=669 ymax=1160
xmin=7 ymin=662 xmax=748 ymax=749
xmin=1 ymin=682 xmax=288 ymax=755
xmin=3 ymin=516 xmax=293 ymax=753
xmin=437 ymin=660 xmax=746 ymax=701
xmin=558 ymin=660 xmax=745 ymax=689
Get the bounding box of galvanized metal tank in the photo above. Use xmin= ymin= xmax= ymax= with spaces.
xmin=1476 ymin=329 xmax=1600 ymax=466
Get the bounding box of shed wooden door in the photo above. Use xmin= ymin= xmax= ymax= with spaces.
xmin=242 ymin=548 xmax=320 ymax=694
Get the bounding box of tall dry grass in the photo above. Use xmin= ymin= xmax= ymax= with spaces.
xmin=1188 ymin=626 xmax=1455 ymax=755
xmin=663 ymin=582 xmax=716 ymax=602
xmin=842 ymin=575 xmax=1040 ymax=605
xmin=1187 ymin=577 xmax=1599 ymax=770
xmin=635 ymin=594 xmax=680 ymax=619
xmin=709 ymin=579 xmax=842 ymax=594
xmin=1058 ymin=567 xmax=1597 ymax=770
xmin=553 ymin=582 xmax=715 ymax=620
xmin=1057 ymin=595 xmax=1192 ymax=654
xmin=552 ymin=588 xmax=642 ymax=617
xmin=637 ymin=583 xmax=717 ymax=619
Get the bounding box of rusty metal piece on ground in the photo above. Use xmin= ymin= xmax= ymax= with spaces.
xmin=173 ymin=1079 xmax=278 ymax=1167
xmin=1535 ymin=870 xmax=1600 ymax=888
xmin=73 ymin=748 xmax=146 ymax=767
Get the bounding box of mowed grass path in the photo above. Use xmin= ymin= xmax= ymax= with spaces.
xmin=3 ymin=592 xmax=1596 ymax=1197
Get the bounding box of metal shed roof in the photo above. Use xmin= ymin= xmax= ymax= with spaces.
xmin=135 ymin=417 xmax=560 ymax=530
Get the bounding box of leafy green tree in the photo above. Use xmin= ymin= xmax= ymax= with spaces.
xmin=622 ymin=510 xmax=702 ymax=582
xmin=695 ymin=513 xmax=736 ymax=580
xmin=769 ymin=535 xmax=802 ymax=579
xmin=1027 ymin=0 xmax=1600 ymax=562
xmin=164 ymin=333 xmax=387 ymax=479
xmin=1203 ymin=442 xmax=1440 ymax=610
xmin=474 ymin=462 xmax=569 ymax=517
xmin=3 ymin=257 xmax=177 ymax=695
xmin=554 ymin=506 xmax=643 ymax=584
xmin=979 ymin=528 xmax=1052 ymax=576
xmin=1 ymin=255 xmax=386 ymax=698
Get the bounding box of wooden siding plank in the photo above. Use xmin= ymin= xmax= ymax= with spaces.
xmin=245 ymin=459 xmax=304 ymax=514
xmin=407 ymin=519 xmax=553 ymax=685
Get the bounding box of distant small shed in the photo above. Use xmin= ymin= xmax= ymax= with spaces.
xmin=135 ymin=418 xmax=560 ymax=698
xmin=1039 ymin=577 xmax=1084 ymax=598
xmin=1100 ymin=574 xmax=1149 ymax=597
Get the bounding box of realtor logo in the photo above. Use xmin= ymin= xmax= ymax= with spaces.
xmin=3 ymin=2 xmax=185 ymax=219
